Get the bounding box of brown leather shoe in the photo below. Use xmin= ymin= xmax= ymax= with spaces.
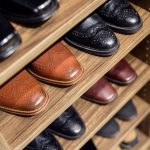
xmin=28 ymin=43 xmax=84 ymax=86
xmin=106 ymin=59 xmax=137 ymax=85
xmin=82 ymin=77 xmax=117 ymax=104
xmin=0 ymin=70 xmax=49 ymax=116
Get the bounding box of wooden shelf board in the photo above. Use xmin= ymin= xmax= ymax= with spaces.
xmin=129 ymin=130 xmax=150 ymax=150
xmin=0 ymin=0 xmax=106 ymax=86
xmin=92 ymin=97 xmax=150 ymax=150
xmin=0 ymin=56 xmax=150 ymax=150
xmin=53 ymin=57 xmax=150 ymax=150
xmin=0 ymin=4 xmax=150 ymax=86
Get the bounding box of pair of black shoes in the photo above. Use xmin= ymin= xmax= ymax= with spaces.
xmin=97 ymin=100 xmax=137 ymax=137
xmin=65 ymin=0 xmax=142 ymax=56
xmin=25 ymin=106 xmax=85 ymax=150
xmin=0 ymin=0 xmax=59 ymax=60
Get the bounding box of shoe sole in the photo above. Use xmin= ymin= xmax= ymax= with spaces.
xmin=0 ymin=89 xmax=49 ymax=116
xmin=49 ymin=126 xmax=86 ymax=140
xmin=64 ymin=37 xmax=120 ymax=56
xmin=28 ymin=66 xmax=84 ymax=86
xmin=105 ymin=74 xmax=137 ymax=86
xmin=105 ymin=20 xmax=143 ymax=34
xmin=82 ymin=94 xmax=117 ymax=105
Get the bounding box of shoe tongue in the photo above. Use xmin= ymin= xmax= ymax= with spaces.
xmin=77 ymin=13 xmax=103 ymax=32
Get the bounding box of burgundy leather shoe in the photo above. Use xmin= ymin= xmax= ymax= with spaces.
xmin=82 ymin=77 xmax=117 ymax=104
xmin=106 ymin=59 xmax=137 ymax=85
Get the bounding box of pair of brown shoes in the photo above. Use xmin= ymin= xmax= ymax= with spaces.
xmin=0 ymin=43 xmax=84 ymax=116
xmin=83 ymin=59 xmax=137 ymax=104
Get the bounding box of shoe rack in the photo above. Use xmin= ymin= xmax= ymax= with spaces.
xmin=0 ymin=0 xmax=150 ymax=150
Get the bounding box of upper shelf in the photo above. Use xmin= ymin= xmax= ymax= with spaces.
xmin=0 ymin=0 xmax=106 ymax=86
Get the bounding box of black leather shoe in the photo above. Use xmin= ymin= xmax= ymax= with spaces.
xmin=96 ymin=118 xmax=120 ymax=137
xmin=24 ymin=129 xmax=62 ymax=150
xmin=97 ymin=0 xmax=143 ymax=34
xmin=0 ymin=0 xmax=59 ymax=24
xmin=116 ymin=101 xmax=137 ymax=121
xmin=48 ymin=106 xmax=85 ymax=140
xmin=81 ymin=140 xmax=97 ymax=150
xmin=0 ymin=14 xmax=21 ymax=60
xmin=65 ymin=13 xmax=119 ymax=56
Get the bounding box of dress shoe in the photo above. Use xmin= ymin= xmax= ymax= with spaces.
xmin=48 ymin=106 xmax=85 ymax=139
xmin=0 ymin=0 xmax=59 ymax=24
xmin=106 ymin=59 xmax=137 ymax=85
xmin=97 ymin=0 xmax=143 ymax=34
xmin=28 ymin=43 xmax=84 ymax=86
xmin=96 ymin=118 xmax=120 ymax=137
xmin=82 ymin=77 xmax=117 ymax=104
xmin=81 ymin=140 xmax=97 ymax=150
xmin=24 ymin=128 xmax=62 ymax=150
xmin=0 ymin=14 xmax=21 ymax=60
xmin=0 ymin=70 xmax=48 ymax=116
xmin=65 ymin=13 xmax=119 ymax=56
xmin=116 ymin=101 xmax=137 ymax=121
xmin=120 ymin=130 xmax=139 ymax=149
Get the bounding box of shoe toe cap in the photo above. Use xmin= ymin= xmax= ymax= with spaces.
xmin=62 ymin=116 xmax=85 ymax=138
xmin=92 ymin=29 xmax=119 ymax=52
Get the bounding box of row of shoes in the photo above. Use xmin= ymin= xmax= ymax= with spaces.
xmin=82 ymin=101 xmax=139 ymax=150
xmin=0 ymin=41 xmax=137 ymax=116
xmin=82 ymin=129 xmax=140 ymax=150
xmin=0 ymin=0 xmax=59 ymax=60
xmin=0 ymin=0 xmax=142 ymax=60
xmin=24 ymin=99 xmax=138 ymax=150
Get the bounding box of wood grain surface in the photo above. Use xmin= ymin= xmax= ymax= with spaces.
xmin=93 ymin=97 xmax=150 ymax=150
xmin=0 ymin=55 xmax=149 ymax=150
xmin=53 ymin=56 xmax=150 ymax=150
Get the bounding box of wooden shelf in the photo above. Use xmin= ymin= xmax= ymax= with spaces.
xmin=0 ymin=4 xmax=150 ymax=86
xmin=53 ymin=56 xmax=150 ymax=150
xmin=0 ymin=0 xmax=106 ymax=86
xmin=92 ymin=96 xmax=150 ymax=150
xmin=129 ymin=130 xmax=150 ymax=150
xmin=0 ymin=55 xmax=149 ymax=150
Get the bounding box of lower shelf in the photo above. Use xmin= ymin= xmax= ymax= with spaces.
xmin=129 ymin=130 xmax=150 ymax=150
xmin=54 ymin=55 xmax=150 ymax=150
xmin=92 ymin=96 xmax=150 ymax=150
xmin=0 ymin=55 xmax=150 ymax=150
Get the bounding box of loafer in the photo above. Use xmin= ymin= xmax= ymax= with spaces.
xmin=24 ymin=128 xmax=62 ymax=150
xmin=120 ymin=130 xmax=139 ymax=149
xmin=82 ymin=77 xmax=117 ymax=104
xmin=0 ymin=13 xmax=21 ymax=60
xmin=48 ymin=106 xmax=85 ymax=139
xmin=0 ymin=0 xmax=59 ymax=24
xmin=81 ymin=140 xmax=97 ymax=150
xmin=116 ymin=101 xmax=137 ymax=121
xmin=97 ymin=0 xmax=143 ymax=34
xmin=65 ymin=13 xmax=119 ymax=56
xmin=0 ymin=70 xmax=49 ymax=116
xmin=28 ymin=43 xmax=84 ymax=86
xmin=96 ymin=118 xmax=120 ymax=137
xmin=106 ymin=59 xmax=137 ymax=85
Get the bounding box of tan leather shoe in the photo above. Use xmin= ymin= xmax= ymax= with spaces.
xmin=0 ymin=70 xmax=49 ymax=116
xmin=120 ymin=130 xmax=139 ymax=149
xmin=28 ymin=43 xmax=84 ymax=86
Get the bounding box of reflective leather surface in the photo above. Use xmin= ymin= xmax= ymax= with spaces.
xmin=0 ymin=70 xmax=48 ymax=116
xmin=83 ymin=77 xmax=117 ymax=104
xmin=29 ymin=43 xmax=83 ymax=86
